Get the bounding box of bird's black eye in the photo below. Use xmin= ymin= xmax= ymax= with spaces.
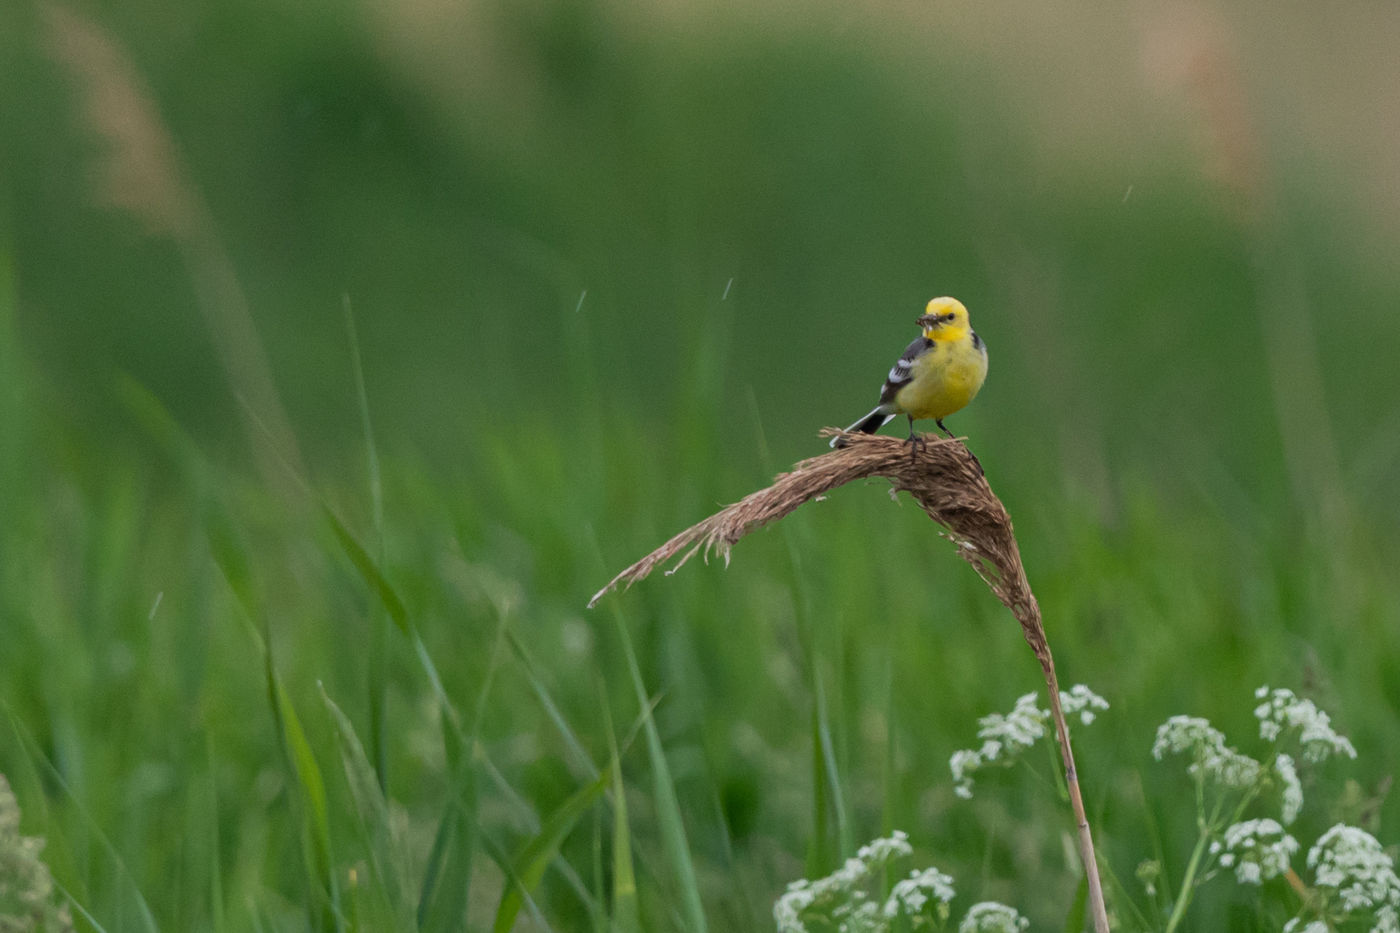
xmin=943 ymin=313 xmax=957 ymax=323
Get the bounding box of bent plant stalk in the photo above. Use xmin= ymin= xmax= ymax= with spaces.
xmin=590 ymin=430 xmax=1110 ymax=933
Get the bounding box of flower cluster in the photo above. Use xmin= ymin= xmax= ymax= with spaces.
xmin=884 ymin=866 xmax=957 ymax=926
xmin=1281 ymin=823 xmax=1400 ymax=932
xmin=1150 ymin=715 xmax=1261 ymax=788
xmin=948 ymin=749 xmax=988 ymax=801
xmin=774 ymin=832 xmax=1025 ymax=932
xmin=949 ymin=693 xmax=1045 ymax=799
xmin=1209 ymin=818 xmax=1298 ymax=885
xmin=978 ymin=692 xmax=1050 ymax=749
xmin=775 ymin=832 xmax=917 ymax=932
xmin=1254 ymin=687 xmax=1358 ymax=762
xmin=948 ymin=686 xmax=1107 ymax=798
xmin=1060 ymin=684 xmax=1110 ymax=726
xmin=957 ymin=901 xmax=1029 ymax=932
xmin=0 ymin=774 xmax=74 ymax=933
xmin=1145 ymin=687 xmax=1396 ymax=930
xmin=1308 ymin=824 xmax=1400 ymax=913
xmin=1152 ymin=686 xmax=1358 ymax=831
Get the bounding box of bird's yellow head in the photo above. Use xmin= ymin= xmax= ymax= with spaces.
xmin=917 ymin=297 xmax=971 ymax=340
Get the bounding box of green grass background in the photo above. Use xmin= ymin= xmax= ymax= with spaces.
xmin=2 ymin=0 xmax=1399 ymax=929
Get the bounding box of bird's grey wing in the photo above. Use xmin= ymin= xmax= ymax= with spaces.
xmin=878 ymin=336 xmax=933 ymax=405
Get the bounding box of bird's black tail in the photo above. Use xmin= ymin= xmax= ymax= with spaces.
xmin=830 ymin=407 xmax=896 ymax=448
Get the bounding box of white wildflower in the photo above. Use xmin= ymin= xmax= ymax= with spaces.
xmin=949 ymin=690 xmax=1105 ymax=798
xmin=1254 ymin=687 xmax=1357 ymax=762
xmin=1306 ymin=824 xmax=1400 ymax=913
xmin=775 ymin=832 xmax=918 ymax=931
xmin=774 ymin=880 xmax=811 ymax=932
xmin=1376 ymin=903 xmax=1400 ymax=933
xmin=979 ymin=693 xmax=1049 ymax=748
xmin=950 ymin=749 xmax=982 ymax=799
xmin=949 ymin=694 xmax=1057 ymax=798
xmin=837 ymin=896 xmax=881 ymax=932
xmin=1152 ymin=715 xmax=1225 ymax=759
xmin=884 ymin=865 xmax=956 ymax=924
xmin=857 ymin=830 xmax=914 ymax=866
xmin=1151 ymin=715 xmax=1261 ymax=788
xmin=1208 ymin=818 xmax=1298 ymax=885
xmin=774 ymin=858 xmax=868 ymax=926
xmin=1210 ymin=748 xmax=1263 ymax=788
xmin=1275 ymin=753 xmax=1303 ymax=825
xmin=1059 ymin=684 xmax=1110 ymax=725
xmin=958 ymin=901 xmax=1029 ymax=932
xmin=1282 ymin=921 xmax=1329 ymax=933
xmin=891 ymin=883 xmax=927 ymax=916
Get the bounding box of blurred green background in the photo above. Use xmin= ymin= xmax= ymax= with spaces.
xmin=2 ymin=0 xmax=1399 ymax=929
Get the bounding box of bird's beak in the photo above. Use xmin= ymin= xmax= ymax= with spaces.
xmin=916 ymin=314 xmax=939 ymax=328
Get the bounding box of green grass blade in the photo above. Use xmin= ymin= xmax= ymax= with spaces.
xmin=408 ymin=627 xmax=478 ymax=932
xmin=492 ymin=767 xmax=612 ymax=933
xmin=204 ymin=736 xmax=228 ymax=933
xmin=1096 ymin=850 xmax=1155 ymax=933
xmin=324 ymin=507 xmax=409 ymax=634
xmin=605 ymin=717 xmax=641 ymax=933
xmin=1133 ymin=769 xmax=1173 ymax=916
xmin=818 ymin=669 xmax=853 ymax=859
xmin=53 ymin=881 xmax=111 ymax=933
xmin=807 ymin=688 xmax=831 ymax=878
xmin=205 ymin=503 xmax=260 ymax=622
xmin=1063 ymin=875 xmax=1089 ymax=933
xmin=416 ymin=776 xmax=474 ymax=933
xmin=780 ymin=530 xmax=850 ymax=875
xmin=417 ymin=615 xmax=511 ymax=931
xmin=320 ymin=686 xmax=415 ymax=931
xmin=342 ymin=295 xmax=392 ymax=791
xmin=475 ymin=824 xmax=557 ymax=931
xmin=115 ymin=374 xmax=207 ymax=486
xmin=590 ymin=812 xmax=607 ymax=933
xmin=341 ymin=294 xmax=384 ymax=548
xmin=880 ymin=654 xmax=898 ymax=896
xmin=612 ymin=610 xmax=709 ymax=933
xmin=806 ymin=665 xmax=850 ymax=876
xmin=505 ymin=628 xmax=599 ymax=779
xmin=263 ymin=645 xmax=342 ymax=933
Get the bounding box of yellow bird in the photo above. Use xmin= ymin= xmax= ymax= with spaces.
xmin=831 ymin=297 xmax=988 ymax=448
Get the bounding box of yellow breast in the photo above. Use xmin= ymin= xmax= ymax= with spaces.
xmin=893 ymin=335 xmax=988 ymax=420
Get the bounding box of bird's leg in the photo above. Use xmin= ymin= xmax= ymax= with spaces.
xmin=935 ymin=418 xmax=982 ymax=472
xmin=905 ymin=415 xmax=924 ymax=456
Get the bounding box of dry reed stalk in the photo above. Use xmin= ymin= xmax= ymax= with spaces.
xmin=44 ymin=3 xmax=304 ymax=489
xmin=590 ymin=430 xmax=1110 ymax=933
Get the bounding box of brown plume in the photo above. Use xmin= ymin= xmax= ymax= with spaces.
xmin=590 ymin=429 xmax=1109 ymax=932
